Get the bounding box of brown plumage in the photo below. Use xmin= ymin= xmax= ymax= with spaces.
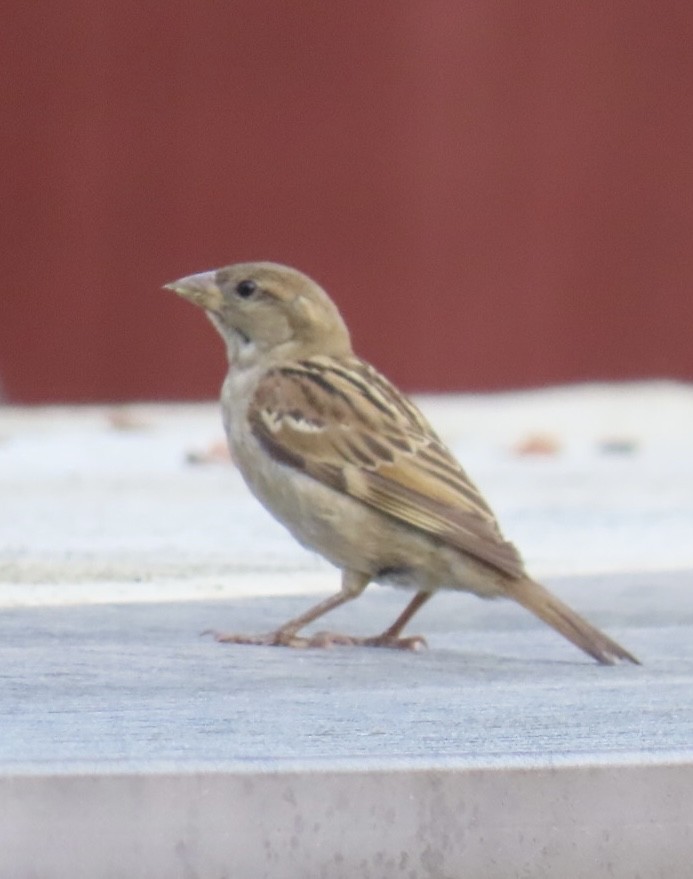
xmin=165 ymin=262 xmax=639 ymax=665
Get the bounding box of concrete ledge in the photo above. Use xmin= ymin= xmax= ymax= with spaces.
xmin=1 ymin=574 xmax=692 ymax=876
xmin=2 ymin=758 xmax=692 ymax=878
xmin=2 ymin=574 xmax=692 ymax=765
xmin=2 ymin=393 xmax=692 ymax=875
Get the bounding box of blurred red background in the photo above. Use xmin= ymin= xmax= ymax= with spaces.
xmin=2 ymin=2 xmax=692 ymax=403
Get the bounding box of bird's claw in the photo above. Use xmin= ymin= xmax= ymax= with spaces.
xmin=358 ymin=633 xmax=428 ymax=651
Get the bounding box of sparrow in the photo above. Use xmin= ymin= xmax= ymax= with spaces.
xmin=165 ymin=262 xmax=639 ymax=665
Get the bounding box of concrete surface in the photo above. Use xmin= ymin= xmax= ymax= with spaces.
xmin=1 ymin=572 xmax=692 ymax=767
xmin=1 ymin=573 xmax=692 ymax=878
xmin=1 ymin=384 xmax=692 ymax=877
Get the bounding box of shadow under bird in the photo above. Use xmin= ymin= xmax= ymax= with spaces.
xmin=165 ymin=262 xmax=639 ymax=665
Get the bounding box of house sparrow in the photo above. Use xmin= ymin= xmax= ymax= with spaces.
xmin=165 ymin=262 xmax=639 ymax=665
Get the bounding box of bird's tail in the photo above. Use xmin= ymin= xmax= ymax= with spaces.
xmin=505 ymin=577 xmax=640 ymax=665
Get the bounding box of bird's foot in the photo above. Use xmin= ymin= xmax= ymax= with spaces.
xmin=203 ymin=628 xmax=427 ymax=651
xmin=358 ymin=633 xmax=428 ymax=651
xmin=202 ymin=628 xmax=313 ymax=648
xmin=309 ymin=631 xmax=428 ymax=651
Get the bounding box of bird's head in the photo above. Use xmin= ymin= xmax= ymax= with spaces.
xmin=165 ymin=262 xmax=352 ymax=367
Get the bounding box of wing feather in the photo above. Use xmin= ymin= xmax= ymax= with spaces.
xmin=249 ymin=357 xmax=525 ymax=578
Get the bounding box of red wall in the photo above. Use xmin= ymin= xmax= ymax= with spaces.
xmin=2 ymin=2 xmax=692 ymax=403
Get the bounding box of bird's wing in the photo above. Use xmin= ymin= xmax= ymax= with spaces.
xmin=249 ymin=356 xmax=525 ymax=578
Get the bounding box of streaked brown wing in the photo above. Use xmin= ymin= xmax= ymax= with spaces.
xmin=249 ymin=357 xmax=525 ymax=578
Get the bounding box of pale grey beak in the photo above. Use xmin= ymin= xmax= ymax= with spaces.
xmin=163 ymin=270 xmax=223 ymax=311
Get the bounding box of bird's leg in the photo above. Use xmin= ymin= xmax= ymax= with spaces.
xmin=311 ymin=589 xmax=432 ymax=651
xmin=355 ymin=590 xmax=432 ymax=651
xmin=209 ymin=570 xmax=370 ymax=648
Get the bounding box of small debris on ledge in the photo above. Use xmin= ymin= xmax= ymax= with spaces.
xmin=185 ymin=439 xmax=233 ymax=465
xmin=512 ymin=433 xmax=562 ymax=456
xmin=597 ymin=437 xmax=639 ymax=455
xmin=106 ymin=408 xmax=154 ymax=431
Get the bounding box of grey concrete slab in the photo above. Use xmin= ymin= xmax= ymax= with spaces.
xmin=1 ymin=570 xmax=691 ymax=768
xmin=2 ymin=394 xmax=693 ymax=875
xmin=1 ymin=570 xmax=692 ymax=877
xmin=2 ymin=761 xmax=692 ymax=879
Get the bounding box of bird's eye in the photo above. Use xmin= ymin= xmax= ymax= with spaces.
xmin=235 ymin=279 xmax=257 ymax=298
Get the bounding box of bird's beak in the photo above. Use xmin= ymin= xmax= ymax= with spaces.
xmin=163 ymin=271 xmax=223 ymax=312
